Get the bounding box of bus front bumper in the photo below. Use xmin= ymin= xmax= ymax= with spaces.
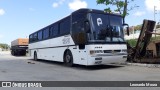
xmin=87 ymin=55 xmax=127 ymax=65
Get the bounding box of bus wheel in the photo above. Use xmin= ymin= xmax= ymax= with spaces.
xmin=11 ymin=51 xmax=14 ymax=56
xmin=64 ymin=50 xmax=73 ymax=67
xmin=34 ymin=52 xmax=38 ymax=61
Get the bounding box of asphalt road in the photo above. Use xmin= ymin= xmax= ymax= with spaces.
xmin=0 ymin=51 xmax=160 ymax=90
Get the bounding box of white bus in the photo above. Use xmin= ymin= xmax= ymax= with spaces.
xmin=29 ymin=9 xmax=128 ymax=66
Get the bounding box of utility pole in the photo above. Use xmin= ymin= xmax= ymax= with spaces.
xmin=154 ymin=6 xmax=156 ymax=21
xmin=154 ymin=6 xmax=157 ymax=39
xmin=132 ymin=26 xmax=135 ymax=39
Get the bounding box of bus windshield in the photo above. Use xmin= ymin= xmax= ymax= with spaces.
xmin=88 ymin=13 xmax=125 ymax=43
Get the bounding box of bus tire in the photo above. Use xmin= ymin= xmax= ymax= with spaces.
xmin=64 ymin=50 xmax=73 ymax=67
xmin=22 ymin=50 xmax=26 ymax=56
xmin=13 ymin=51 xmax=17 ymax=56
xmin=11 ymin=51 xmax=14 ymax=56
xmin=34 ymin=52 xmax=38 ymax=61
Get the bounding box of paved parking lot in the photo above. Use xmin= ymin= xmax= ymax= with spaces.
xmin=0 ymin=51 xmax=160 ymax=89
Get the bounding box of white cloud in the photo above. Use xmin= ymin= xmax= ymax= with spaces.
xmin=134 ymin=11 xmax=146 ymax=17
xmin=145 ymin=0 xmax=160 ymax=11
xmin=68 ymin=0 xmax=87 ymax=11
xmin=53 ymin=3 xmax=59 ymax=8
xmin=52 ymin=0 xmax=66 ymax=8
xmin=0 ymin=9 xmax=5 ymax=16
xmin=59 ymin=0 xmax=66 ymax=4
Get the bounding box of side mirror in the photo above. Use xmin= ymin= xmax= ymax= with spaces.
xmin=123 ymin=24 xmax=130 ymax=36
xmin=84 ymin=21 xmax=90 ymax=33
xmin=127 ymin=27 xmax=129 ymax=36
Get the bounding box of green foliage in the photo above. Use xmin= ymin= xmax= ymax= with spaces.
xmin=97 ymin=0 xmax=125 ymax=14
xmin=0 ymin=43 xmax=10 ymax=50
xmin=96 ymin=0 xmax=138 ymax=23
xmin=134 ymin=24 xmax=142 ymax=31
xmin=127 ymin=36 xmax=160 ymax=47
xmin=127 ymin=39 xmax=137 ymax=47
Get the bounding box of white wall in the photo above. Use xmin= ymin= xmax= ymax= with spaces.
xmin=125 ymin=28 xmax=160 ymax=40
xmin=125 ymin=32 xmax=140 ymax=40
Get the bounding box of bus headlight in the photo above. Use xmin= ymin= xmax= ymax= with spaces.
xmin=90 ymin=50 xmax=95 ymax=55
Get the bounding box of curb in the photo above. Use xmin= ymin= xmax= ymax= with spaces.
xmin=126 ymin=63 xmax=160 ymax=68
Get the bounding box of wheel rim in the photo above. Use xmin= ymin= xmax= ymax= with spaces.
xmin=66 ymin=54 xmax=71 ymax=63
xmin=64 ymin=50 xmax=73 ymax=66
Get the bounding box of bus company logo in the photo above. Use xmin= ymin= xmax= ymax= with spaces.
xmin=97 ymin=18 xmax=103 ymax=26
xmin=62 ymin=38 xmax=70 ymax=44
xmin=2 ymin=82 xmax=12 ymax=87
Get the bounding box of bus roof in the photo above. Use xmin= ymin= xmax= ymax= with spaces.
xmin=72 ymin=8 xmax=122 ymax=17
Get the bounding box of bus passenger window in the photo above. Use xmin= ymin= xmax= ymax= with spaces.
xmin=60 ymin=17 xmax=70 ymax=35
xmin=38 ymin=31 xmax=42 ymax=40
xmin=29 ymin=35 xmax=33 ymax=43
xmin=50 ymin=24 xmax=59 ymax=37
xmin=33 ymin=33 xmax=38 ymax=41
xmin=43 ymin=28 xmax=49 ymax=39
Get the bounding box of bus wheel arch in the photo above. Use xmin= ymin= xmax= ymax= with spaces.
xmin=63 ymin=49 xmax=74 ymax=67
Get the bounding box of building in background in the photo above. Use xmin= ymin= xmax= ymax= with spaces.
xmin=124 ymin=26 xmax=141 ymax=40
xmin=125 ymin=30 xmax=140 ymax=40
xmin=124 ymin=25 xmax=160 ymax=40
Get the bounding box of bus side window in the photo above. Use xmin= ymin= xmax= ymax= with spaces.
xmin=38 ymin=30 xmax=43 ymax=40
xmin=72 ymin=20 xmax=84 ymax=33
xmin=60 ymin=17 xmax=70 ymax=35
xmin=72 ymin=13 xmax=86 ymax=34
xmin=50 ymin=24 xmax=59 ymax=37
xmin=29 ymin=35 xmax=33 ymax=43
xmin=43 ymin=28 xmax=49 ymax=39
xmin=33 ymin=33 xmax=38 ymax=42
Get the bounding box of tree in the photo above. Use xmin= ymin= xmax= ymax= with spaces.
xmin=0 ymin=43 xmax=10 ymax=50
xmin=97 ymin=0 xmax=138 ymax=24
xmin=134 ymin=24 xmax=142 ymax=31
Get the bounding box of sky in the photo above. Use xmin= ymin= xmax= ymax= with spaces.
xmin=0 ymin=0 xmax=160 ymax=45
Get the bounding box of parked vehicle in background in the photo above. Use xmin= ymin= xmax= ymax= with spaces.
xmin=11 ymin=38 xmax=28 ymax=56
xmin=29 ymin=9 xmax=128 ymax=66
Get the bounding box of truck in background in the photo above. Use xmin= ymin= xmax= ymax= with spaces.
xmin=11 ymin=38 xmax=29 ymax=56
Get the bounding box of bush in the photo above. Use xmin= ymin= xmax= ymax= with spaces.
xmin=127 ymin=39 xmax=137 ymax=47
xmin=0 ymin=43 xmax=10 ymax=50
xmin=127 ymin=36 xmax=160 ymax=47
